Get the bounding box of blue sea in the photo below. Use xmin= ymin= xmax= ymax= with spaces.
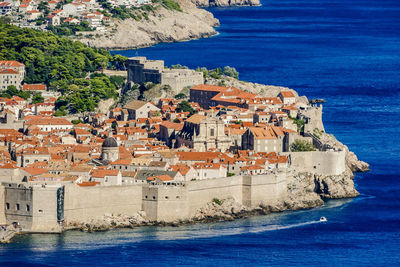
xmin=2 ymin=0 xmax=400 ymax=265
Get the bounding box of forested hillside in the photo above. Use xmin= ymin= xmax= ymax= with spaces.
xmin=0 ymin=19 xmax=127 ymax=114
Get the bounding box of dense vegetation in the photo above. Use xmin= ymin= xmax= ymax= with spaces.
xmin=196 ymin=66 xmax=239 ymax=79
xmin=290 ymin=140 xmax=316 ymax=152
xmin=47 ymin=22 xmax=94 ymax=37
xmin=177 ymin=101 xmax=196 ymax=115
xmin=96 ymin=0 xmax=181 ymax=21
xmin=0 ymin=19 xmax=127 ymax=113
xmin=0 ymin=85 xmax=30 ymax=100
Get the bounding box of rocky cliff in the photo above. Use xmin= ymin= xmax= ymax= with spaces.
xmin=318 ymin=133 xmax=370 ymax=173
xmin=192 ymin=0 xmax=260 ymax=7
xmin=78 ymin=0 xmax=219 ymax=50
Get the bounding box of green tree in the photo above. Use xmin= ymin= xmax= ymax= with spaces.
xmin=174 ymin=93 xmax=186 ymax=99
xmin=32 ymin=93 xmax=44 ymax=104
xmin=177 ymin=101 xmax=196 ymax=115
xmin=223 ymin=66 xmax=239 ymax=79
xmin=290 ymin=140 xmax=316 ymax=152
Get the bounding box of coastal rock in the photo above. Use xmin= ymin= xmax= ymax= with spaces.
xmin=193 ymin=197 xmax=249 ymax=221
xmin=346 ymin=150 xmax=370 ymax=172
xmin=192 ymin=0 xmax=260 ymax=7
xmin=314 ymin=169 xmax=359 ymax=198
xmin=319 ymin=133 xmax=370 ymax=172
xmin=79 ymin=0 xmax=219 ymax=50
xmin=65 ymin=211 xmax=150 ymax=232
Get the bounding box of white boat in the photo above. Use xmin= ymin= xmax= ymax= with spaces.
xmin=320 ymin=216 xmax=327 ymax=222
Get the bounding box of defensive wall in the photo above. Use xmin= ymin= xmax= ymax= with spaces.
xmin=0 ymin=158 xmax=345 ymax=228
xmin=0 ymin=183 xmax=61 ymax=232
xmin=63 ymin=183 xmax=142 ymax=222
xmin=283 ymin=150 xmax=346 ymax=176
xmin=142 ymin=173 xmax=287 ymax=221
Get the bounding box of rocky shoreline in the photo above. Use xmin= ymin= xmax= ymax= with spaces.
xmin=78 ymin=0 xmax=219 ymax=50
xmin=64 ymin=146 xmax=368 ymax=233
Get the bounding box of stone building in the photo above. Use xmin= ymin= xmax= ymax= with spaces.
xmin=158 ymin=121 xmax=183 ymax=148
xmin=241 ymin=126 xmax=285 ymax=153
xmin=101 ymin=137 xmax=119 ymax=162
xmin=0 ymin=61 xmax=25 ymax=90
xmin=0 ymin=183 xmax=63 ymax=232
xmin=177 ymin=113 xmax=231 ymax=152
xmin=123 ymin=100 xmax=160 ymax=120
xmin=126 ymin=57 xmax=204 ymax=93
xmin=161 ymin=69 xmax=203 ymax=93
xmin=126 ymin=57 xmax=164 ymax=84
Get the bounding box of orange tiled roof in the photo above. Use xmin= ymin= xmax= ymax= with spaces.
xmin=280 ymin=91 xmax=295 ymax=98
xmin=91 ymin=169 xmax=119 ymax=178
xmin=0 ymin=61 xmax=24 ymax=68
xmin=147 ymin=175 xmax=173 ymax=182
xmin=23 ymin=84 xmax=46 ymax=91
xmin=0 ymin=69 xmax=18 ymax=74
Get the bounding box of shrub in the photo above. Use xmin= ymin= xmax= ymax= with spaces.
xmin=212 ymin=198 xmax=224 ymax=206
xmin=223 ymin=66 xmax=239 ymax=79
xmin=290 ymin=140 xmax=316 ymax=152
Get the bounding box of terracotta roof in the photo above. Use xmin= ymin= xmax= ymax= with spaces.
xmin=91 ymin=169 xmax=119 ymax=178
xmin=147 ymin=175 xmax=173 ymax=182
xmin=241 ymin=165 xmax=264 ymax=170
xmin=191 ymin=84 xmax=238 ymax=92
xmin=110 ymin=159 xmax=131 ymax=165
xmin=280 ymin=91 xmax=296 ymax=98
xmin=192 ymin=162 xmax=224 ymax=170
xmin=124 ymin=100 xmax=148 ymax=110
xmin=169 ymin=164 xmax=190 ymax=175
xmin=0 ymin=69 xmax=18 ymax=74
xmin=77 ymin=181 xmax=100 ymax=187
xmin=186 ymin=114 xmax=206 ymax=124
xmin=22 ymin=167 xmax=48 ymax=176
xmin=160 ymin=121 xmax=183 ymax=131
xmin=23 ymin=84 xmax=46 ymax=91
xmin=248 ymin=127 xmax=277 ymax=140
xmin=25 ymin=118 xmax=72 ymax=126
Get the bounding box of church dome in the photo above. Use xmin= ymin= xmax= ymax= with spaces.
xmin=102 ymin=137 xmax=118 ymax=148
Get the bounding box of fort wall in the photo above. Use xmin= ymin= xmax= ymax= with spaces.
xmin=63 ymin=184 xmax=142 ymax=222
xmin=142 ymin=185 xmax=188 ymax=221
xmin=187 ymin=176 xmax=243 ymax=216
xmin=283 ymin=150 xmax=346 ymax=176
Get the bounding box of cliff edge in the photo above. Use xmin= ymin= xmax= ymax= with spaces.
xmin=78 ymin=0 xmax=219 ymax=50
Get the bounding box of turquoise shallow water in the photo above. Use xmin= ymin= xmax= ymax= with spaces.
xmin=2 ymin=0 xmax=400 ymax=265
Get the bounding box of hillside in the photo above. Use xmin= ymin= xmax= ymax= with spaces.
xmin=0 ymin=20 xmax=124 ymax=114
xmin=78 ymin=0 xmax=219 ymax=49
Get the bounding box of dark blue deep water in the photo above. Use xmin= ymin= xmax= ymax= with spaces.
xmin=2 ymin=0 xmax=400 ymax=265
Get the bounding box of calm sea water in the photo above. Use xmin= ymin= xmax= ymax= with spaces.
xmin=2 ymin=0 xmax=400 ymax=265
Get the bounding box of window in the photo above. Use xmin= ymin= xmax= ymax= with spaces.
xmin=38 ymin=209 xmax=43 ymax=213
xmin=152 ymin=196 xmax=156 ymax=200
xmin=145 ymin=195 xmax=148 ymax=199
xmin=165 ymin=196 xmax=169 ymax=199
xmin=16 ymin=204 xmax=20 ymax=211
xmin=26 ymin=205 xmax=30 ymax=212
xmin=210 ymin=128 xmax=215 ymax=136
xmin=5 ymin=203 xmax=9 ymax=210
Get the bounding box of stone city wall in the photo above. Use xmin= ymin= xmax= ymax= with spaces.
xmin=283 ymin=150 xmax=346 ymax=176
xmin=63 ymin=184 xmax=142 ymax=223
